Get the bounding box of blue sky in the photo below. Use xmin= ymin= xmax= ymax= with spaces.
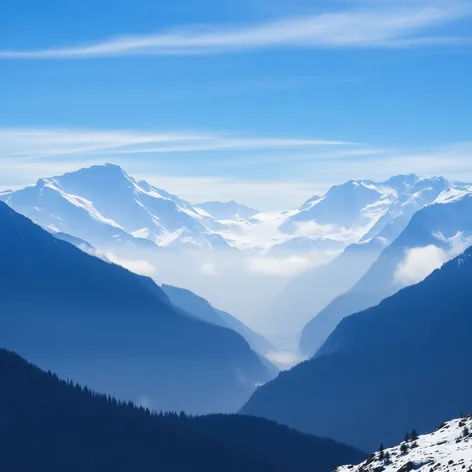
xmin=1 ymin=0 xmax=472 ymax=209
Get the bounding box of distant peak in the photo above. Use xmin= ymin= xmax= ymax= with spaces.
xmin=384 ymin=173 xmax=420 ymax=186
xmin=425 ymin=175 xmax=448 ymax=184
xmin=327 ymin=179 xmax=374 ymax=194
xmin=88 ymin=163 xmax=126 ymax=174
xmin=390 ymin=173 xmax=419 ymax=179
xmin=58 ymin=164 xmax=132 ymax=182
xmin=28 ymin=165 xmax=130 ymax=189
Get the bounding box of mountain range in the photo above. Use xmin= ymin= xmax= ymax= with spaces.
xmin=242 ymin=245 xmax=472 ymax=451
xmin=261 ymin=175 xmax=471 ymax=339
xmin=300 ymin=190 xmax=472 ymax=356
xmin=3 ymin=165 xmax=472 ymax=345
xmin=5 ymin=166 xmax=469 ymax=261
xmin=3 ymin=163 xmax=472 ymax=467
xmin=0 ymin=201 xmax=273 ymax=414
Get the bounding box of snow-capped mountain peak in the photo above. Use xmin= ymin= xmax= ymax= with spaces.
xmin=336 ymin=415 xmax=472 ymax=472
xmin=3 ymin=168 xmax=471 ymax=259
xmin=385 ymin=173 xmax=420 ymax=187
xmin=203 ymin=174 xmax=472 ymax=256
xmin=0 ymin=164 xmax=232 ymax=252
xmin=277 ymin=174 xmax=464 ymax=250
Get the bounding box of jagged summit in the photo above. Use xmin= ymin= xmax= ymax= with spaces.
xmin=55 ymin=163 xmax=128 ymax=180
xmin=0 ymin=164 xmax=231 ymax=252
xmin=384 ymin=173 xmax=420 ymax=189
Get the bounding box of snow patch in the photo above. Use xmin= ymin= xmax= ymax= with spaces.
xmin=337 ymin=415 xmax=472 ymax=472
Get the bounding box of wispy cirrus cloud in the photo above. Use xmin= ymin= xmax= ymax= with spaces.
xmin=0 ymin=2 xmax=471 ymax=59
xmin=0 ymin=127 xmax=356 ymax=208
xmin=0 ymin=128 xmax=353 ymax=160
xmin=1 ymin=126 xmax=472 ymax=210
xmin=320 ymin=142 xmax=472 ymax=181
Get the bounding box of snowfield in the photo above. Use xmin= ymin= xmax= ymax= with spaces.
xmin=337 ymin=416 xmax=472 ymax=472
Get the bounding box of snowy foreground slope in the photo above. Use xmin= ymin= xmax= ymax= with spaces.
xmin=337 ymin=416 xmax=472 ymax=472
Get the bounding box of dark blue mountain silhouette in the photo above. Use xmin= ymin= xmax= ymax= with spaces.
xmin=0 ymin=348 xmax=367 ymax=472
xmin=0 ymin=202 xmax=271 ymax=414
xmin=162 ymin=284 xmax=275 ymax=358
xmin=242 ymin=247 xmax=472 ymax=452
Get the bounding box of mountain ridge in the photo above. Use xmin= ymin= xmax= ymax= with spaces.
xmin=0 ymin=348 xmax=367 ymax=472
xmin=300 ymin=192 xmax=472 ymax=356
xmin=161 ymin=284 xmax=275 ymax=359
xmin=242 ymin=245 xmax=472 ymax=451
xmin=0 ymin=201 xmax=271 ymax=414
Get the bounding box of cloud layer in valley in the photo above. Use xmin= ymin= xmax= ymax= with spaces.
xmin=394 ymin=232 xmax=472 ymax=286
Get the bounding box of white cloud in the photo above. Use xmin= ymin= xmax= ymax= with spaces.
xmin=135 ymin=395 xmax=153 ymax=410
xmin=105 ymin=252 xmax=156 ymax=276
xmin=394 ymin=244 xmax=447 ymax=285
xmin=0 ymin=2 xmax=470 ymax=58
xmin=1 ymin=127 xmax=472 ymax=211
xmin=216 ymin=147 xmax=390 ymax=168
xmin=333 ymin=142 xmax=472 ymax=179
xmin=200 ymin=262 xmax=218 ymax=276
xmin=245 ymin=255 xmax=316 ymax=276
xmin=439 ymin=231 xmax=472 ymax=255
xmin=394 ymin=232 xmax=472 ymax=286
xmin=265 ymin=350 xmax=307 ymax=370
xmin=0 ymin=128 xmax=351 ymax=161
xmin=294 ymin=221 xmax=336 ymax=237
